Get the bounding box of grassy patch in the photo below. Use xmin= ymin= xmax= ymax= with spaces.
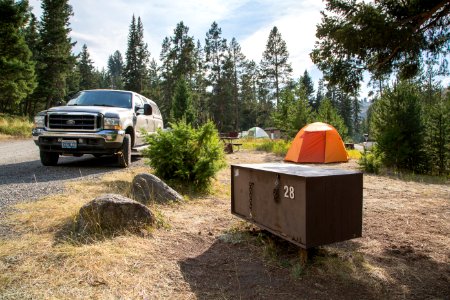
xmin=384 ymin=170 xmax=449 ymax=184
xmin=0 ymin=167 xmax=178 ymax=298
xmin=241 ymin=138 xmax=291 ymax=156
xmin=0 ymin=114 xmax=33 ymax=138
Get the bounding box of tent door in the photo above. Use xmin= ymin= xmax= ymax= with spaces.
xmin=300 ymin=131 xmax=326 ymax=162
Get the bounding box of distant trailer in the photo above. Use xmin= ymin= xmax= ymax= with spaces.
xmin=231 ymin=163 xmax=363 ymax=249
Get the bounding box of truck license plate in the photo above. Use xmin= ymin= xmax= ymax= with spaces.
xmin=62 ymin=140 xmax=77 ymax=149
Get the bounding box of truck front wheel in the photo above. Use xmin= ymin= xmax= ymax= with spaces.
xmin=117 ymin=134 xmax=131 ymax=168
xmin=40 ymin=151 xmax=59 ymax=166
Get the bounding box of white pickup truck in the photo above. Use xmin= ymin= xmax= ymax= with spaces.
xmin=32 ymin=89 xmax=163 ymax=167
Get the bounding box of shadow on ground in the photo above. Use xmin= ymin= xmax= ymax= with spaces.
xmin=179 ymin=230 xmax=450 ymax=299
xmin=178 ymin=238 xmax=374 ymax=299
xmin=0 ymin=155 xmax=142 ymax=185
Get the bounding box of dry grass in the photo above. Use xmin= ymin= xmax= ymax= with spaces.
xmin=0 ymin=134 xmax=15 ymax=141
xmin=0 ymin=151 xmax=448 ymax=299
xmin=0 ymin=166 xmax=197 ymax=299
xmin=0 ymin=114 xmax=33 ymax=138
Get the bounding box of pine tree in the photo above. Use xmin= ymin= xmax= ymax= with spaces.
xmin=240 ymin=60 xmax=259 ymax=130
xmin=23 ymin=13 xmax=40 ymax=57
xmin=260 ymin=26 xmax=292 ymax=107
xmin=336 ymin=91 xmax=354 ymax=137
xmin=229 ymin=38 xmax=247 ymax=130
xmin=171 ymin=22 xmax=196 ymax=80
xmin=422 ymin=69 xmax=449 ymax=175
xmin=22 ymin=12 xmax=40 ymax=115
xmin=144 ymin=58 xmax=162 ymax=105
xmin=135 ymin=17 xmax=150 ymax=90
xmin=172 ymin=76 xmax=194 ymax=124
xmin=159 ymin=22 xmax=196 ymax=122
xmin=371 ymin=81 xmax=427 ymax=172
xmin=287 ymin=87 xmax=313 ymax=137
xmin=311 ymin=0 xmax=450 ymax=93
xmin=299 ymin=70 xmax=314 ymax=107
xmin=95 ymin=68 xmax=109 ymax=89
xmin=217 ymin=46 xmax=235 ymax=132
xmin=36 ymin=0 xmax=75 ymax=109
xmin=107 ymin=50 xmax=124 ymax=89
xmin=272 ymin=83 xmax=313 ymax=138
xmin=351 ymin=96 xmax=362 ymax=142
xmin=315 ymin=78 xmax=325 ymax=111
xmin=205 ymin=22 xmax=227 ymax=87
xmin=65 ymin=64 xmax=80 ymax=98
xmin=325 ymin=83 xmax=355 ymax=137
xmin=78 ymin=44 xmax=97 ymax=90
xmin=159 ymin=36 xmax=176 ymax=120
xmin=123 ymin=16 xmax=150 ymax=93
xmin=0 ymin=0 xmax=37 ymax=114
xmin=204 ymin=21 xmax=228 ymax=131
xmin=256 ymin=67 xmax=273 ymax=128
xmin=271 ymin=89 xmax=293 ymax=134
xmin=192 ymin=40 xmax=209 ymax=126
xmin=315 ymin=98 xmax=348 ymax=139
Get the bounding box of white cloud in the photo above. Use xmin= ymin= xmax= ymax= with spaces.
xmin=29 ymin=0 xmax=328 ymax=82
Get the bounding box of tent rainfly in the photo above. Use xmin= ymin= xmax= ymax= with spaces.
xmin=285 ymin=122 xmax=348 ymax=163
xmin=247 ymin=127 xmax=270 ymax=138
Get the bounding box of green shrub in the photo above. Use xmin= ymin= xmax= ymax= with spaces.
xmin=143 ymin=121 xmax=226 ymax=191
xmin=358 ymin=147 xmax=382 ymax=174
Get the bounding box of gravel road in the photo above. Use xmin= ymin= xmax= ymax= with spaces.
xmin=0 ymin=139 xmax=145 ymax=230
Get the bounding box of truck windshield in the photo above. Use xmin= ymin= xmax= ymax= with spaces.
xmin=68 ymin=91 xmax=132 ymax=108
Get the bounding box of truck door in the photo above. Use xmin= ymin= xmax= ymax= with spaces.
xmin=143 ymin=98 xmax=155 ymax=133
xmin=134 ymin=95 xmax=147 ymax=146
xmin=151 ymin=103 xmax=163 ymax=130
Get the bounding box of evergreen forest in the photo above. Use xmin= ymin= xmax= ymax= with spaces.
xmin=0 ymin=0 xmax=448 ymax=175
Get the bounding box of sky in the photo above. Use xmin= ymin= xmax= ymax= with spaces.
xmin=27 ymin=0 xmax=450 ymax=98
xmin=29 ymin=0 xmax=329 ymax=88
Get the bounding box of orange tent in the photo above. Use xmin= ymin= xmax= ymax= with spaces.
xmin=285 ymin=122 xmax=348 ymax=163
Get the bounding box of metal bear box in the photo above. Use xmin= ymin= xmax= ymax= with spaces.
xmin=231 ymin=163 xmax=363 ymax=249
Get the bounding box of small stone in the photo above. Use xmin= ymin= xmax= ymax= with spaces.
xmin=132 ymin=173 xmax=183 ymax=204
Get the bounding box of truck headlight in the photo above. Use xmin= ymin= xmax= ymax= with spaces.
xmin=34 ymin=115 xmax=45 ymax=128
xmin=104 ymin=117 xmax=121 ymax=130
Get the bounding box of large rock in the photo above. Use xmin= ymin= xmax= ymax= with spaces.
xmin=77 ymin=194 xmax=153 ymax=234
xmin=132 ymin=173 xmax=183 ymax=204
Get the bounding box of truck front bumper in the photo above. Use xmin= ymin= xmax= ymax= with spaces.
xmin=32 ymin=128 xmax=125 ymax=154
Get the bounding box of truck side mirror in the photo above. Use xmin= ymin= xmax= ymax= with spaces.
xmin=144 ymin=104 xmax=152 ymax=115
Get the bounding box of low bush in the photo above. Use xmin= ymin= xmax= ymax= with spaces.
xmin=358 ymin=147 xmax=382 ymax=174
xmin=143 ymin=121 xmax=226 ymax=191
xmin=0 ymin=114 xmax=33 ymax=137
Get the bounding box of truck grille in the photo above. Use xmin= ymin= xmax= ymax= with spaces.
xmin=48 ymin=113 xmax=100 ymax=131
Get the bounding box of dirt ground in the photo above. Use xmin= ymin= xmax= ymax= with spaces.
xmin=0 ymin=150 xmax=449 ymax=299
xmin=149 ymin=150 xmax=450 ymax=299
